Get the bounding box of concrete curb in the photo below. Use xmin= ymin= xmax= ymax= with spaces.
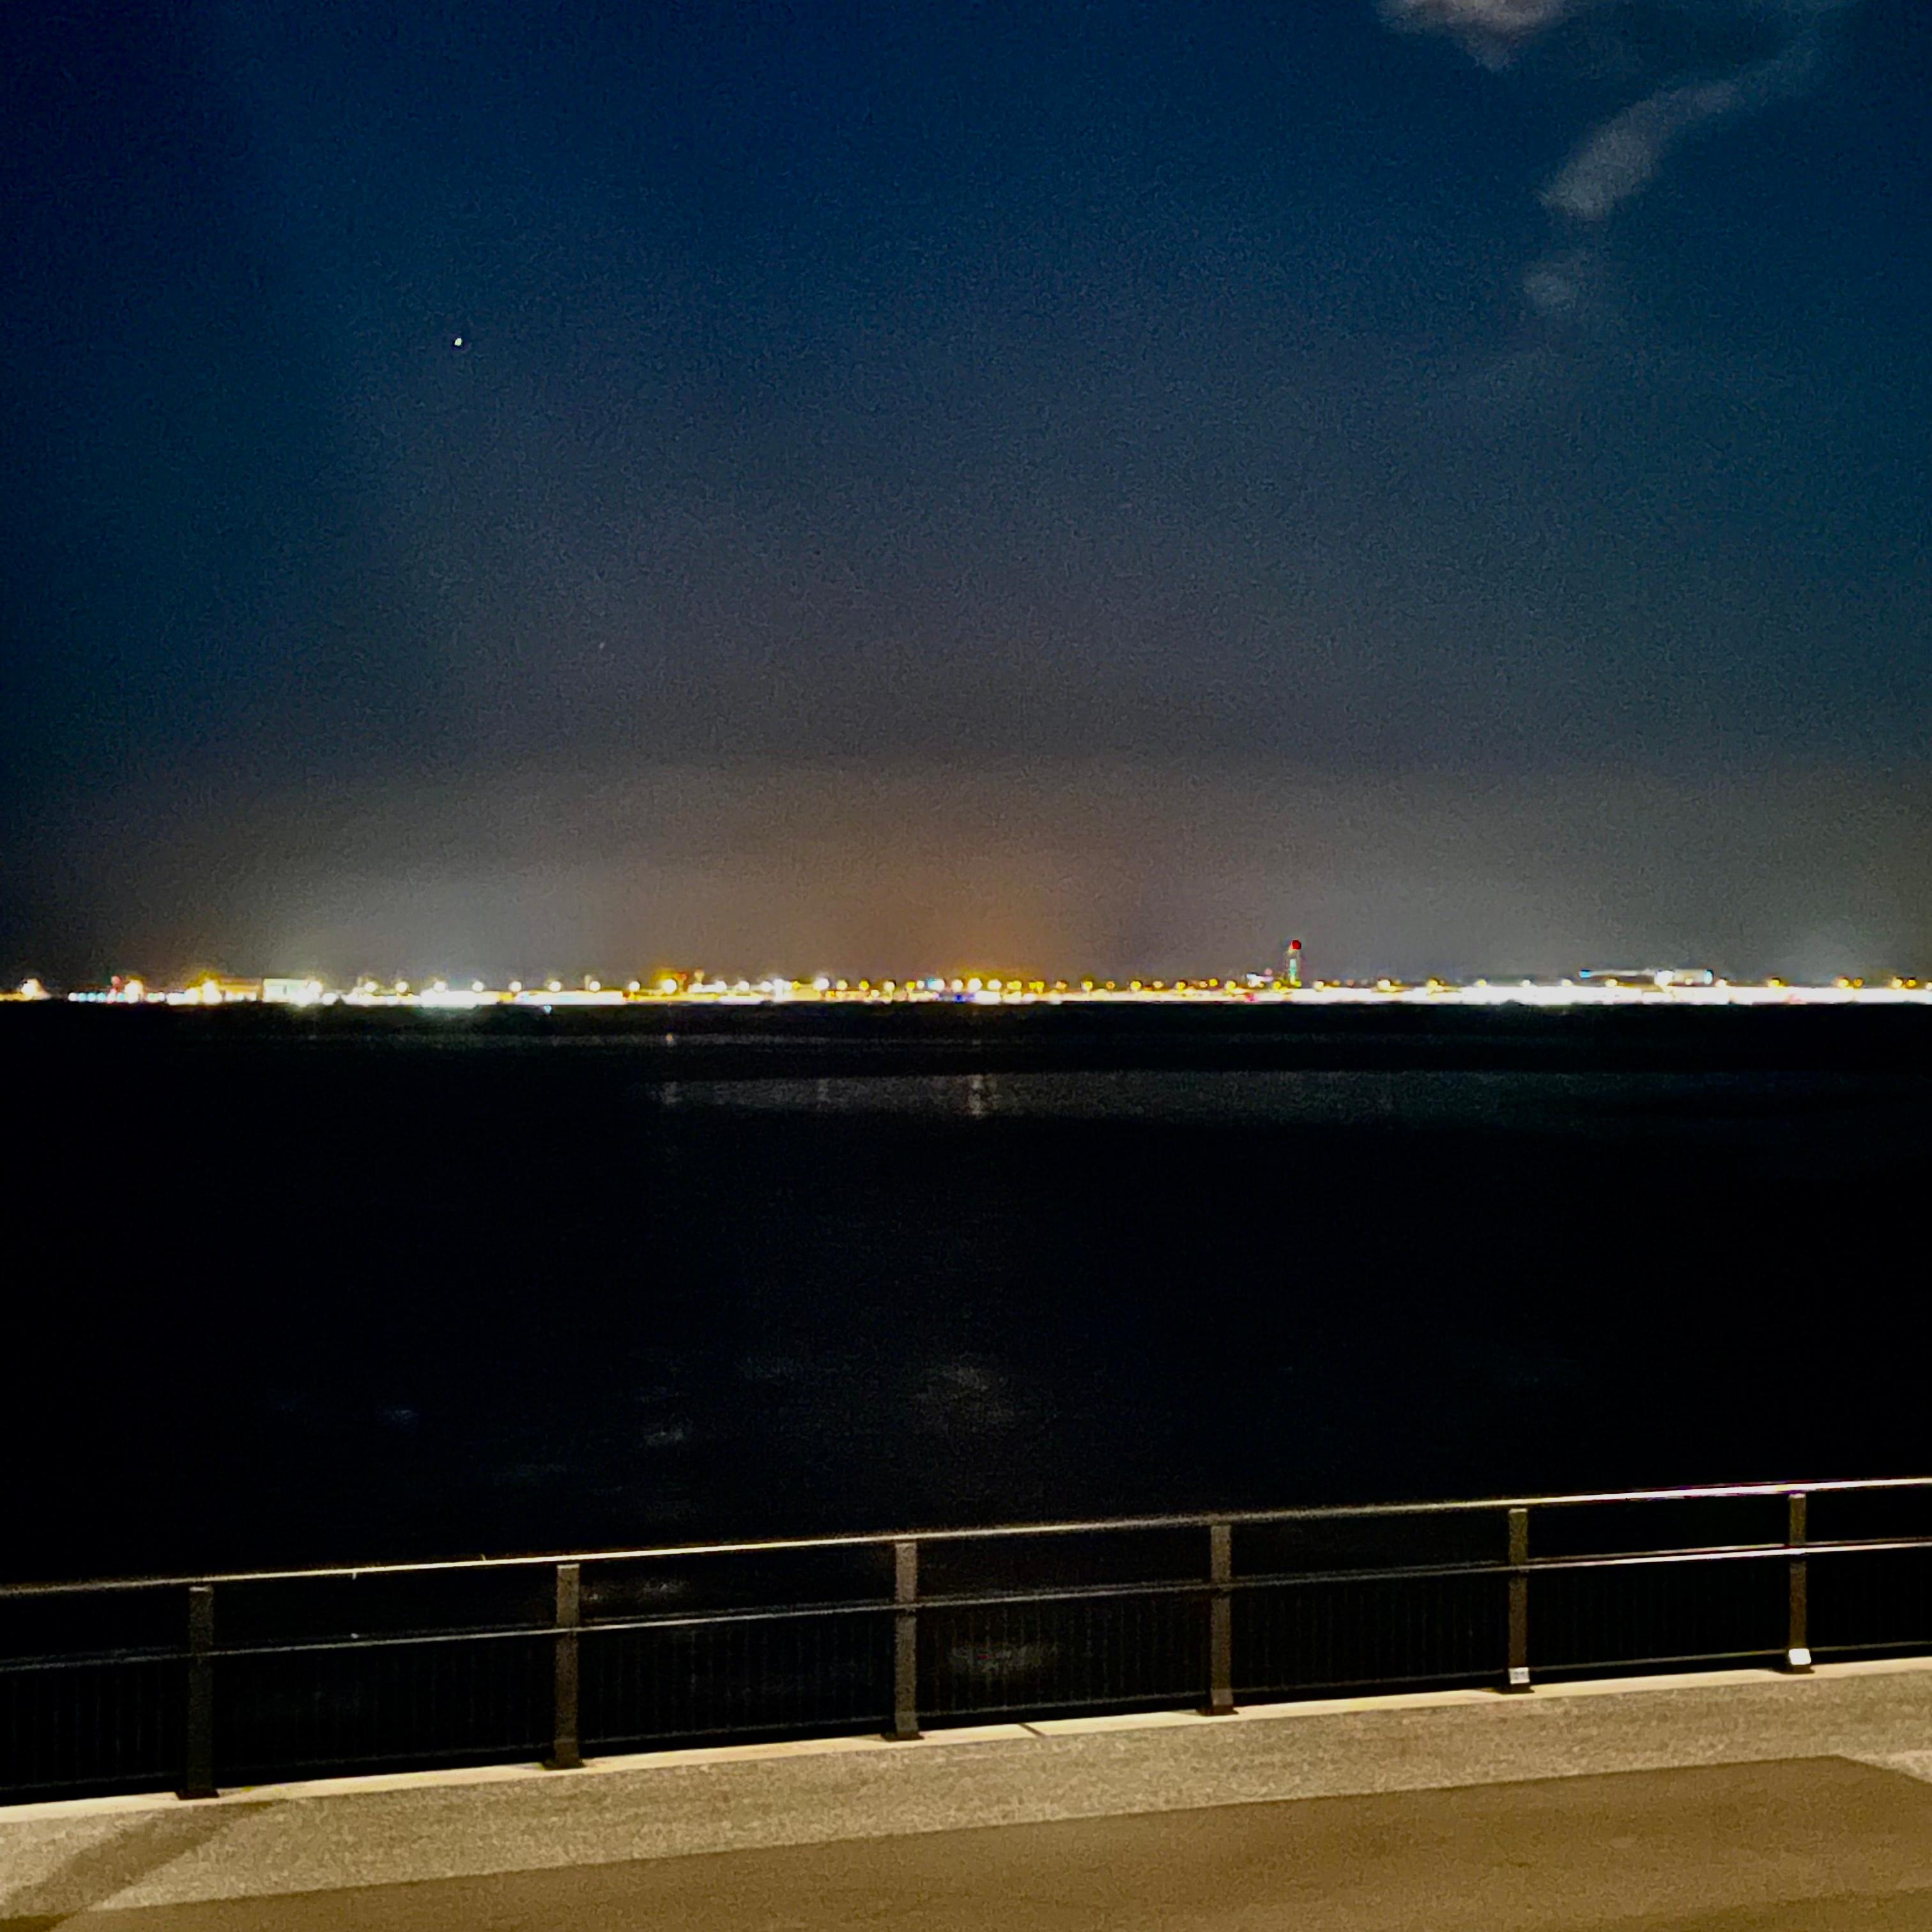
xmin=5 ymin=1657 xmax=1932 ymax=1917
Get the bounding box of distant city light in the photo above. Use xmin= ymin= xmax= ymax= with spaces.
xmin=18 ymin=965 xmax=1932 ymax=1011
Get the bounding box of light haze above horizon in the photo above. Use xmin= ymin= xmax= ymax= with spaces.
xmin=4 ymin=1 xmax=1927 ymax=982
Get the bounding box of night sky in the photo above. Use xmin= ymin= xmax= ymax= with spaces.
xmin=4 ymin=0 xmax=1928 ymax=983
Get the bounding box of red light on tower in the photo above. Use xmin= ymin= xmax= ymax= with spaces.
xmin=1285 ymin=938 xmax=1302 ymax=990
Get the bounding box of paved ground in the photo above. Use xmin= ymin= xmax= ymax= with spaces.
xmin=17 ymin=1756 xmax=1932 ymax=1931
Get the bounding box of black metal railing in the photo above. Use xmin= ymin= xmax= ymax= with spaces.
xmin=7 ymin=1477 xmax=1932 ymax=1805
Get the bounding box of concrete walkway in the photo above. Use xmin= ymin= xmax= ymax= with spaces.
xmin=18 ymin=1756 xmax=1932 ymax=1930
xmin=9 ymin=1659 xmax=1932 ymax=1926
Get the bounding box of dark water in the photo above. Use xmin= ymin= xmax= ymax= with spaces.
xmin=8 ymin=1002 xmax=1928 ymax=1581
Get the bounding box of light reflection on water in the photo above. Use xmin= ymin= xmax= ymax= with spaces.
xmin=660 ymin=1066 xmax=1908 ymax=1154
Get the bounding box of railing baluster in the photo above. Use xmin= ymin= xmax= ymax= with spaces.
xmin=547 ymin=1562 xmax=583 ymax=1768
xmin=180 ymin=1584 xmax=216 ymax=1798
xmin=1505 ymin=1507 xmax=1531 ymax=1692
xmin=1206 ymin=1522 xmax=1234 ymax=1715
xmin=891 ymin=1539 xmax=920 ymax=1740
xmin=16 ymin=1479 xmax=1932 ymax=1804
xmin=1785 ymin=1492 xmax=1813 ymax=1672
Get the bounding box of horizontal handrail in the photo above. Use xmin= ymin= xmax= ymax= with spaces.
xmin=9 ymin=1531 xmax=1932 ymax=1677
xmin=7 ymin=1476 xmax=1930 ymax=1599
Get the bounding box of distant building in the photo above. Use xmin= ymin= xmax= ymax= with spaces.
xmin=182 ymin=976 xmax=264 ymax=1004
xmin=1576 ymin=968 xmax=1715 ymax=989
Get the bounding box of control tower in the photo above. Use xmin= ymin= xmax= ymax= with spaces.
xmin=1284 ymin=938 xmax=1303 ymax=990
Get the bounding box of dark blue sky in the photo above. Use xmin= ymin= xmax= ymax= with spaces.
xmin=4 ymin=0 xmax=1928 ymax=980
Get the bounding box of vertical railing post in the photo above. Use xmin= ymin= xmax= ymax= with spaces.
xmin=547 ymin=1561 xmax=583 ymax=1769
xmin=180 ymin=1584 xmax=217 ymax=1798
xmin=891 ymin=1539 xmax=921 ymax=1740
xmin=1206 ymin=1521 xmax=1234 ymax=1715
xmin=1504 ymin=1507 xmax=1531 ymax=1692
xmin=1784 ymin=1491 xmax=1813 ymax=1672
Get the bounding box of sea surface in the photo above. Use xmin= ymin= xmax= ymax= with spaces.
xmin=8 ymin=1002 xmax=1928 ymax=1581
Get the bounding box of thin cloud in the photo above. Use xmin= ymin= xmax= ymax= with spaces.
xmin=1380 ymin=0 xmax=1584 ymax=66
xmin=1383 ymin=0 xmax=1858 ymax=316
xmin=1542 ymin=33 xmax=1821 ymax=222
